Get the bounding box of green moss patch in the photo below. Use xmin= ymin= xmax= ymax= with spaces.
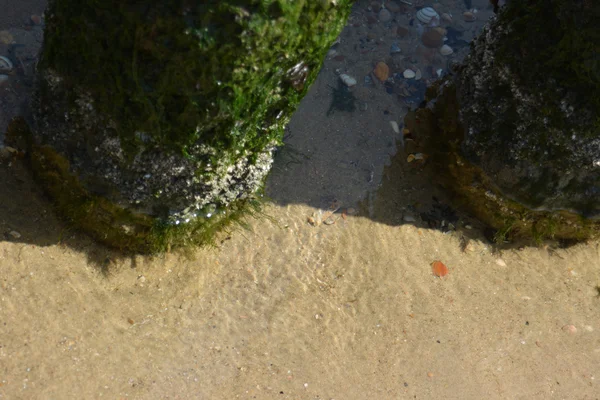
xmin=410 ymin=82 xmax=599 ymax=243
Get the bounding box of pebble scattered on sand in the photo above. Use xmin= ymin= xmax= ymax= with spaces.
xmin=562 ymin=324 xmax=577 ymax=334
xmin=373 ymin=61 xmax=390 ymax=81
xmin=378 ymin=8 xmax=392 ymax=22
xmin=339 ymin=73 xmax=357 ymax=87
xmin=403 ymin=69 xmax=416 ymax=79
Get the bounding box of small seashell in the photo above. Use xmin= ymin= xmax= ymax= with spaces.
xmin=463 ymin=11 xmax=476 ymax=22
xmin=0 ymin=56 xmax=13 ymax=72
xmin=403 ymin=69 xmax=416 ymax=79
xmin=431 ymin=260 xmax=449 ymax=277
xmin=436 ymin=68 xmax=443 ymax=77
xmin=439 ymin=44 xmax=453 ymax=56
xmin=390 ymin=121 xmax=400 ymax=134
xmin=416 ymin=7 xmax=439 ymax=25
xmin=415 ymin=69 xmax=422 ymax=80
xmin=339 ymin=74 xmax=357 ymax=87
xmin=407 ymin=154 xmax=416 ymax=162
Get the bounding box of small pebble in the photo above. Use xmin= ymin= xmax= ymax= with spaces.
xmin=0 ymin=30 xmax=13 ymax=45
xmin=0 ymin=74 xmax=8 ymax=86
xmin=495 ymin=258 xmax=507 ymax=267
xmin=397 ymin=26 xmax=409 ymax=37
xmin=440 ymin=44 xmax=454 ymax=56
xmin=373 ymin=61 xmax=390 ymax=81
xmin=390 ymin=42 xmax=401 ymax=54
xmin=562 ymin=325 xmax=577 ymax=334
xmin=403 ymin=214 xmax=416 ymax=222
xmin=339 ymin=74 xmax=357 ymax=87
xmin=390 ymin=121 xmax=400 ymax=134
xmin=378 ymin=8 xmax=392 ymax=22
xmin=387 ymin=2 xmax=401 ymax=13
xmin=9 ymin=230 xmax=21 ymax=239
xmin=415 ymin=69 xmax=422 ymax=80
xmin=427 ymin=372 xmax=434 ymax=378
xmin=463 ymin=11 xmax=476 ymax=22
xmin=403 ymin=69 xmax=416 ymax=79
xmin=30 ymin=15 xmax=42 ymax=25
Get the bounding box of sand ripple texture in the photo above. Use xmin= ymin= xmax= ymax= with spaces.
xmin=1 ymin=203 xmax=600 ymax=399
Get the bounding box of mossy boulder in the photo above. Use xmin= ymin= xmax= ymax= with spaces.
xmin=412 ymin=0 xmax=600 ymax=242
xmin=30 ymin=0 xmax=353 ymax=252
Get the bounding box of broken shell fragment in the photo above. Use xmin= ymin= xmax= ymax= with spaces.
xmin=416 ymin=7 xmax=439 ymax=25
xmin=0 ymin=56 xmax=13 ymax=72
xmin=440 ymin=44 xmax=454 ymax=56
xmin=390 ymin=121 xmax=400 ymax=133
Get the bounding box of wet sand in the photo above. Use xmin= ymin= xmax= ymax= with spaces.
xmin=1 ymin=1 xmax=600 ymax=399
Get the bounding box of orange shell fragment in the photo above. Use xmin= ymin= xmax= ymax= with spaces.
xmin=431 ymin=260 xmax=449 ymax=277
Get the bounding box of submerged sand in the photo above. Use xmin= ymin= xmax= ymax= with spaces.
xmin=1 ymin=0 xmax=599 ymax=399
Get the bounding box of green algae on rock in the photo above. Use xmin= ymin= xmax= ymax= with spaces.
xmin=31 ymin=0 xmax=353 ymax=252
xmin=409 ymin=0 xmax=600 ymax=242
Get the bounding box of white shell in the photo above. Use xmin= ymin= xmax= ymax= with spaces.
xmin=440 ymin=44 xmax=454 ymax=56
xmin=390 ymin=121 xmax=400 ymax=134
xmin=339 ymin=73 xmax=357 ymax=87
xmin=403 ymin=69 xmax=416 ymax=79
xmin=416 ymin=7 xmax=439 ymax=25
xmin=0 ymin=56 xmax=13 ymax=72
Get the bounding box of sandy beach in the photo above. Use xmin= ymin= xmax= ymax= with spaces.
xmin=1 ymin=0 xmax=600 ymax=399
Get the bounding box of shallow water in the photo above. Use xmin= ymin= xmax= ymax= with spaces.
xmin=1 ymin=1 xmax=600 ymax=399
